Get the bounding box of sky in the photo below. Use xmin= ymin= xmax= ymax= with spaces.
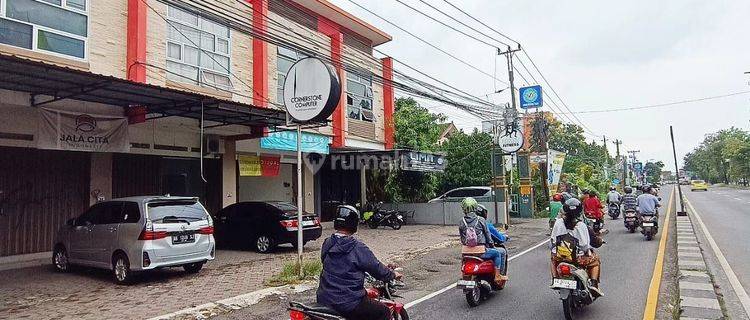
xmin=329 ymin=0 xmax=750 ymax=167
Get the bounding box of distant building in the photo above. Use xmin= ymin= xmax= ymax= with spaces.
xmin=437 ymin=122 xmax=458 ymax=145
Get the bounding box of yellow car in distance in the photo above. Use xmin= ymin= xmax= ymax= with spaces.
xmin=690 ymin=180 xmax=709 ymax=191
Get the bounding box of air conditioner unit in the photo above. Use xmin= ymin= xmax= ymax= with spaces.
xmin=203 ymin=134 xmax=221 ymax=154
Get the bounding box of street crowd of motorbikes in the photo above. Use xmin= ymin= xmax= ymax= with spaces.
xmin=287 ymin=184 xmax=661 ymax=320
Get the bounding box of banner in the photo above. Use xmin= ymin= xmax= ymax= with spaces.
xmin=547 ymin=149 xmax=566 ymax=195
xmin=260 ymin=155 xmax=281 ymax=177
xmin=260 ymin=131 xmax=330 ymax=154
xmin=37 ymin=108 xmax=129 ymax=152
xmin=239 ymin=155 xmax=261 ymax=176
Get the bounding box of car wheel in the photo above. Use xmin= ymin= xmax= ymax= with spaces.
xmin=255 ymin=235 xmax=275 ymax=253
xmin=112 ymin=253 xmax=133 ymax=285
xmin=52 ymin=245 xmax=70 ymax=273
xmin=183 ymin=262 xmax=204 ymax=273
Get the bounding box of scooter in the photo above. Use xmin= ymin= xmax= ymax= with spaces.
xmin=623 ymin=208 xmax=638 ymax=233
xmin=640 ymin=212 xmax=659 ymax=241
xmin=289 ymin=269 xmax=408 ymax=320
xmin=367 ymin=209 xmax=404 ymax=230
xmin=457 ymin=238 xmax=508 ymax=307
xmin=607 ymin=203 xmax=621 ymax=220
xmin=551 ymin=262 xmax=600 ymax=320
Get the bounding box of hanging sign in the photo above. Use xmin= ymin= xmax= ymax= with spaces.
xmin=260 ymin=155 xmax=281 ymax=177
xmin=498 ymin=127 xmax=524 ymax=153
xmin=239 ymin=155 xmax=262 ymax=176
xmin=519 ymin=85 xmax=543 ymax=109
xmin=283 ymin=57 xmax=341 ymax=123
xmin=547 ymin=149 xmax=566 ymax=195
xmin=260 ymin=131 xmax=331 ymax=154
xmin=37 ymin=108 xmax=129 ymax=152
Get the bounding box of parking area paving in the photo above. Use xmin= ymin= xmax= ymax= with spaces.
xmin=0 ymin=223 xmax=458 ymax=320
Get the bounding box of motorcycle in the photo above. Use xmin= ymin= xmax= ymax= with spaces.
xmin=551 ymin=262 xmax=600 ymax=320
xmin=457 ymin=237 xmax=508 ymax=307
xmin=607 ymin=203 xmax=621 ymax=220
xmin=289 ymin=269 xmax=408 ymax=320
xmin=367 ymin=208 xmax=404 ymax=230
xmin=640 ymin=212 xmax=659 ymax=241
xmin=623 ymin=209 xmax=638 ymax=233
xmin=584 ymin=216 xmax=604 ymax=235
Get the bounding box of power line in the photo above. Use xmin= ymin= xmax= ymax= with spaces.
xmin=551 ymin=90 xmax=750 ymax=114
xmin=441 ymin=0 xmax=520 ymax=45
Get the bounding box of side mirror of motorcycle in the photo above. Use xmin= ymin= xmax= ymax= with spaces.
xmin=658 ymin=197 xmax=662 ymax=201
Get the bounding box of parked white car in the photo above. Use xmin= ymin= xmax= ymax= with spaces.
xmin=428 ymin=187 xmax=493 ymax=203
xmin=53 ymin=196 xmax=215 ymax=284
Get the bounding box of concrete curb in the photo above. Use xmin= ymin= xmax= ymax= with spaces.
xmin=676 ymin=215 xmax=724 ymax=320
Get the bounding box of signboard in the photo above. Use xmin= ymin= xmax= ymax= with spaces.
xmin=519 ymin=85 xmax=543 ymax=109
xmin=283 ymin=57 xmax=341 ymax=123
xmin=261 ymin=131 xmax=331 ymax=154
xmin=400 ymin=151 xmax=446 ymax=172
xmin=547 ymin=150 xmax=566 ymax=195
xmin=612 ymin=178 xmax=621 ymax=185
xmin=38 ymin=108 xmax=129 ymax=152
xmin=498 ymin=130 xmax=524 ymax=153
xmin=634 ymin=162 xmax=643 ymax=173
xmin=530 ymin=153 xmax=546 ymax=164
xmin=239 ymin=155 xmax=282 ymax=177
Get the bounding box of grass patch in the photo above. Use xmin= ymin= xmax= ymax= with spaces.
xmin=266 ymin=260 xmax=322 ymax=287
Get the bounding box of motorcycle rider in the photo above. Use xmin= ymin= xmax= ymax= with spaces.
xmin=622 ymin=186 xmax=637 ymax=212
xmin=636 ymin=186 xmax=661 ymax=218
xmin=550 ymin=198 xmax=604 ymax=297
xmin=583 ymin=190 xmax=605 ymax=231
xmin=317 ymin=205 xmax=401 ymax=320
xmin=549 ymin=193 xmax=564 ymax=231
xmin=606 ymin=187 xmax=622 ymax=206
xmin=459 ymin=197 xmax=508 ymax=283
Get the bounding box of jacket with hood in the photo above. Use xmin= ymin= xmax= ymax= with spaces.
xmin=316 ymin=234 xmax=395 ymax=313
xmin=458 ymin=213 xmax=494 ymax=248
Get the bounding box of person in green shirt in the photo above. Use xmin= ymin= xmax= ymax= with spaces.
xmin=549 ymin=193 xmax=564 ymax=231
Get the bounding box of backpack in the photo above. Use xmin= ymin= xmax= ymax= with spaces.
xmin=555 ymin=232 xmax=580 ymax=263
xmin=462 ymin=218 xmax=479 ymax=247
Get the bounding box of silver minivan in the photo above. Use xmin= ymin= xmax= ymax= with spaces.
xmin=53 ymin=196 xmax=215 ymax=284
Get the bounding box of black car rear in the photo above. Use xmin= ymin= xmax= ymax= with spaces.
xmin=214 ymin=201 xmax=322 ymax=253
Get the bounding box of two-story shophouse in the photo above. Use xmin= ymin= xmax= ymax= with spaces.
xmin=0 ymin=0 xmax=395 ymax=261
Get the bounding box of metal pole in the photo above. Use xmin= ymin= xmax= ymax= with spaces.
xmin=296 ymin=124 xmax=304 ymax=275
xmin=670 ymin=126 xmax=687 ymax=215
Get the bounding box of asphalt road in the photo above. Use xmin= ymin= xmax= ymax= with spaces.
xmin=683 ymin=186 xmax=750 ymax=313
xmin=407 ymin=187 xmax=673 ymax=320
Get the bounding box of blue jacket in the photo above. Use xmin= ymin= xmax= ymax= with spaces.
xmin=316 ymin=234 xmax=395 ymax=313
xmin=487 ymin=223 xmax=508 ymax=243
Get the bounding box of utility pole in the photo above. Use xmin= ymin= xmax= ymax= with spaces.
xmin=628 ymin=150 xmax=641 ymax=185
xmin=670 ymin=126 xmax=687 ymax=215
xmin=614 ymin=139 xmax=624 ymax=190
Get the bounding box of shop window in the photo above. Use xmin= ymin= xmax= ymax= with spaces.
xmin=276 ymin=46 xmax=306 ymax=104
xmin=1 ymin=0 xmax=88 ymax=59
xmin=346 ymin=72 xmax=374 ymax=122
xmin=166 ymin=5 xmax=232 ymax=89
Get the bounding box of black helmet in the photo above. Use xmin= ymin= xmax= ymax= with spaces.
xmin=334 ymin=205 xmax=359 ymax=233
xmin=624 ymin=186 xmax=633 ymax=194
xmin=563 ymin=198 xmax=583 ymax=219
xmin=610 ymin=186 xmax=616 ymax=191
xmin=475 ymin=204 xmax=488 ymax=219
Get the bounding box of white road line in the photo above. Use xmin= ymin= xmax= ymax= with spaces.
xmin=735 ymin=197 xmax=743 ymax=201
xmin=686 ymin=198 xmax=750 ymax=317
xmin=403 ymin=239 xmax=549 ymax=309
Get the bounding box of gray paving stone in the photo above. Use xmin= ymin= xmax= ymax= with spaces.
xmin=680 ymin=288 xmax=718 ymax=299
xmin=679 ymin=281 xmax=715 ymax=291
xmin=678 ymin=251 xmax=703 ymax=258
xmin=680 ymin=306 xmax=724 ymax=319
xmin=679 ymin=259 xmax=707 ymax=270
xmin=681 ymin=296 xmax=721 ymax=309
xmin=680 ymin=270 xmax=709 ymax=277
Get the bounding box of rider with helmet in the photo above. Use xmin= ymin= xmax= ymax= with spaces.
xmin=606 ymin=186 xmax=622 ymax=206
xmin=551 ymin=198 xmax=604 ymax=297
xmin=458 ymin=197 xmax=507 ymax=283
xmin=549 ymin=193 xmax=565 ymax=230
xmin=622 ymin=186 xmax=637 ymax=212
xmin=317 ymin=205 xmax=401 ymax=320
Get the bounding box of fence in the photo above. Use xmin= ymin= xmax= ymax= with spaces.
xmin=382 ymin=201 xmax=508 ymax=226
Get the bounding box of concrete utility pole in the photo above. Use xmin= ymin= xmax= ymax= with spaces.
xmin=614 ymin=139 xmax=624 ymax=190
xmin=628 ymin=150 xmax=640 ymax=185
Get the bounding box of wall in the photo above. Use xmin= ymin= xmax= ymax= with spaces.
xmin=238 ymin=164 xmax=294 ymax=203
xmin=89 ymin=0 xmax=128 ymax=77
xmin=382 ymin=202 xmax=508 ymax=226
xmin=89 ymin=153 xmax=113 ymax=205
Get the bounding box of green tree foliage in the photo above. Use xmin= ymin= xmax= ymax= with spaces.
xmin=684 ymin=128 xmax=750 ymax=184
xmin=644 ymin=161 xmax=665 ymax=184
xmin=437 ymin=130 xmax=493 ymax=192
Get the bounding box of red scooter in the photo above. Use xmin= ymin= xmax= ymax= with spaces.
xmin=456 ymin=243 xmax=508 ymax=307
xmin=289 ymin=269 xmax=408 ymax=320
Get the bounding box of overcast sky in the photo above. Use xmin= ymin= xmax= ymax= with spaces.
xmin=331 ymin=0 xmax=750 ymax=167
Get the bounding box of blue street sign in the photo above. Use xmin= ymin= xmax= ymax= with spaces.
xmin=612 ymin=178 xmax=620 ymax=185
xmin=633 ymin=162 xmax=643 ymax=173
xmin=519 ymin=85 xmax=543 ymax=109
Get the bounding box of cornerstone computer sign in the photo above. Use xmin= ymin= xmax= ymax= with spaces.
xmin=283 ymin=57 xmax=341 ymax=123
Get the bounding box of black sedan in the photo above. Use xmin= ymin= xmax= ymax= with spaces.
xmin=214 ymin=201 xmax=322 ymax=253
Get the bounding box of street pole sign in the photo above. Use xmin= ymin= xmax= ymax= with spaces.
xmin=283 ymin=57 xmax=341 ymax=276
xmin=519 ymin=85 xmax=543 ymax=109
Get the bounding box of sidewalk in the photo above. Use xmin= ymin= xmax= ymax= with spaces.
xmin=0 ymin=223 xmax=458 ymax=320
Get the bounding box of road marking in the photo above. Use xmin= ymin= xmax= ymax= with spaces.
xmin=735 ymin=197 xmax=743 ymax=201
xmin=403 ymin=239 xmax=549 ymax=309
xmin=685 ymin=197 xmax=750 ymax=317
xmin=643 ymin=187 xmax=674 ymax=320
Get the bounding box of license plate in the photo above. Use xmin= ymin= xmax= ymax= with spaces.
xmin=625 ymin=217 xmax=635 ymax=221
xmin=457 ymin=280 xmax=476 ymax=288
xmin=172 ymin=233 xmax=195 ymax=244
xmin=302 ymin=220 xmax=315 ymax=227
xmin=642 ymin=222 xmax=655 ymax=227
xmin=552 ymin=278 xmax=577 ymax=289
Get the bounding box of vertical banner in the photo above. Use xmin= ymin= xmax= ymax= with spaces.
xmin=37 ymin=108 xmax=129 ymax=152
xmin=239 ymin=155 xmax=261 ymax=176
xmin=547 ymin=149 xmax=566 ymax=195
xmin=261 ymin=155 xmax=281 ymax=177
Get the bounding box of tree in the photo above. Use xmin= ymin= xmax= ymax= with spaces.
xmin=644 ymin=161 xmax=665 ymax=184
xmin=436 ymin=129 xmax=492 ymax=193
xmin=684 ymin=127 xmax=750 ymax=185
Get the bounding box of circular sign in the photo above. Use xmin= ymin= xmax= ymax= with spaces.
xmin=498 ymin=130 xmax=524 ymax=153
xmin=283 ymin=58 xmax=341 ymax=123
xmin=522 ymin=87 xmax=538 ymax=104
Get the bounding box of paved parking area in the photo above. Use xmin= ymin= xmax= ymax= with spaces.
xmin=0 ymin=223 xmax=458 ymax=320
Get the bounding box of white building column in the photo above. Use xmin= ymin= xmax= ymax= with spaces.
xmin=222 ymin=139 xmax=237 ymax=208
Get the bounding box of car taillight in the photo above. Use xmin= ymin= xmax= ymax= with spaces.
xmin=280 ymin=219 xmax=299 ymax=230
xmin=138 ymin=230 xmax=168 ymax=240
xmin=558 ymin=264 xmax=572 ymax=276
xmin=198 ymin=226 xmax=214 ymax=234
xmin=289 ymin=310 xmax=307 ymax=320
xmin=313 ymin=217 xmax=320 ymax=226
